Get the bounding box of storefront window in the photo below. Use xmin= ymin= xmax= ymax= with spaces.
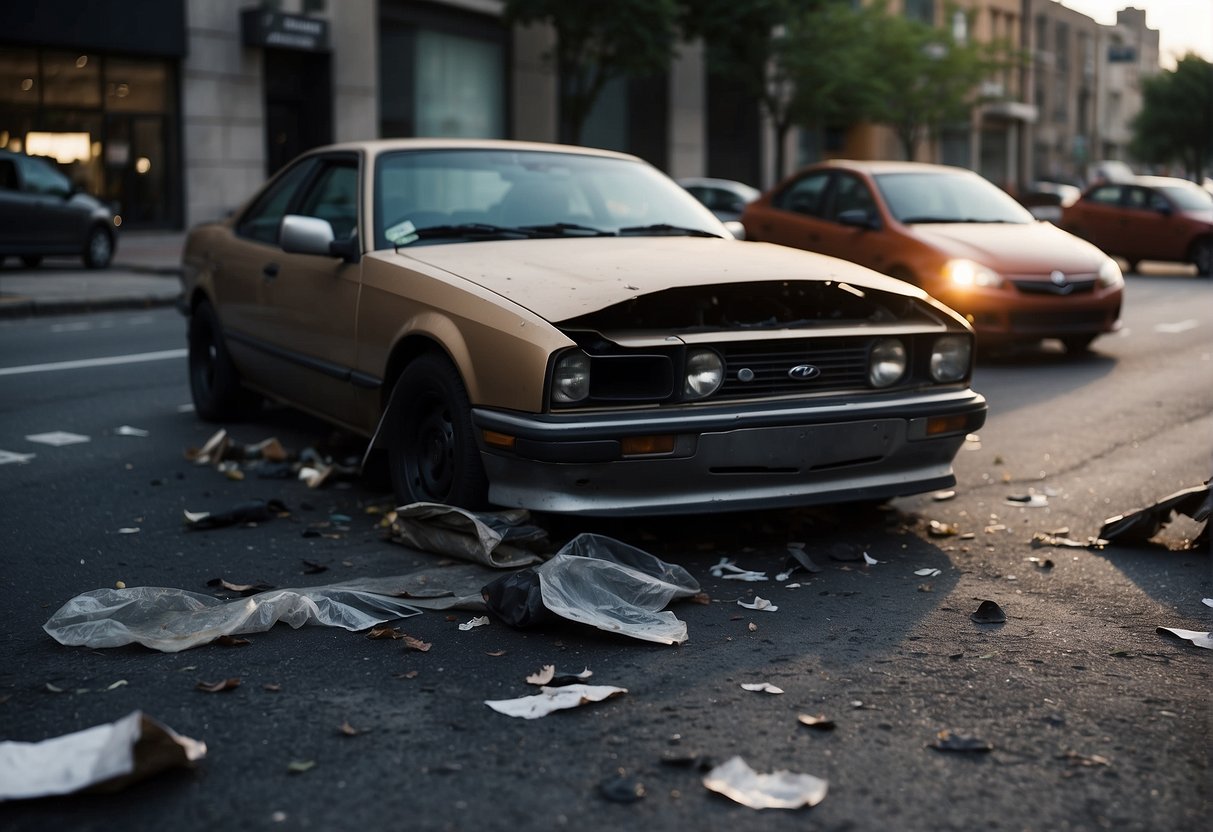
xmin=105 ymin=58 xmax=168 ymax=113
xmin=42 ymin=50 xmax=101 ymax=108
xmin=414 ymin=30 xmax=503 ymax=138
xmin=0 ymin=48 xmax=39 ymax=108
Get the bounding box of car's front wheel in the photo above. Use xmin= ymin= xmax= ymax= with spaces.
xmin=83 ymin=225 xmax=113 ymax=269
xmin=1192 ymin=238 xmax=1213 ymax=277
xmin=388 ymin=352 xmax=488 ymax=509
xmin=188 ymin=300 xmax=256 ymax=421
xmin=1061 ymin=334 xmax=1097 ymax=353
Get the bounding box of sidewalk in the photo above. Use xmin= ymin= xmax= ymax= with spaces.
xmin=0 ymin=230 xmax=186 ymax=318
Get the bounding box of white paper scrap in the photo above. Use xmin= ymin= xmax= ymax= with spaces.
xmin=737 ymin=597 xmax=778 ymax=612
xmin=1157 ymin=627 xmax=1213 ymax=649
xmin=485 ymin=684 xmax=626 ymax=719
xmin=740 ymin=683 xmax=784 ymax=695
xmin=863 ymin=552 xmax=879 ymax=566
xmin=25 ymin=431 xmax=90 ymax=447
xmin=702 ymin=755 xmax=827 ymax=810
xmin=914 ymin=568 xmax=942 ymax=577
xmin=1202 ymin=599 xmax=1213 ymax=608
xmin=458 ymin=616 xmax=489 ymax=631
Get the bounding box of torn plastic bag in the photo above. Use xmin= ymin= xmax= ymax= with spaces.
xmin=485 ymin=533 xmax=700 ymax=645
xmin=1099 ymin=482 xmax=1210 ymax=545
xmin=390 ymin=502 xmax=550 ymax=568
xmin=183 ymin=499 xmax=288 ymax=529
xmin=482 ymin=569 xmax=554 ymax=628
xmin=44 ymin=579 xmax=428 ymax=653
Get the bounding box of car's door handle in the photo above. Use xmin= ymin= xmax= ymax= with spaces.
xmin=262 ymin=262 xmax=279 ymax=279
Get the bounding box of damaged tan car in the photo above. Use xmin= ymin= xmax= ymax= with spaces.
xmin=181 ymin=139 xmax=986 ymax=515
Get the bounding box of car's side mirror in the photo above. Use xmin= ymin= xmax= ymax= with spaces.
xmin=280 ymin=214 xmax=360 ymax=263
xmin=723 ymin=220 xmax=746 ymax=240
xmin=837 ymin=208 xmax=879 ymax=230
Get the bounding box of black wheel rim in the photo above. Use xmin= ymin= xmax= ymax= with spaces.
xmin=190 ymin=321 xmax=217 ymax=401
xmin=404 ymin=390 xmax=455 ymax=500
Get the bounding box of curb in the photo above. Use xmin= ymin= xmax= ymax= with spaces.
xmin=0 ymin=293 xmax=182 ymax=319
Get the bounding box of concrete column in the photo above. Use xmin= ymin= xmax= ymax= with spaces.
xmin=511 ymin=23 xmax=558 ymax=142
xmin=666 ymin=39 xmax=705 ymax=179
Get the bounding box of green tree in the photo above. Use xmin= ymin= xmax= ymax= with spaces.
xmin=1130 ymin=55 xmax=1213 ymax=178
xmin=503 ymin=0 xmax=681 ymax=145
xmin=857 ymin=6 xmax=1013 ymax=161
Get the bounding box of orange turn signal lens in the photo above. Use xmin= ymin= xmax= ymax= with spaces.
xmin=926 ymin=414 xmax=969 ymax=436
xmin=482 ymin=430 xmax=516 ymax=449
xmin=621 ymin=435 xmax=675 ymax=456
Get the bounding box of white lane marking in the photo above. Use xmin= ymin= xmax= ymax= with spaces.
xmin=0 ymin=449 xmax=36 ymax=465
xmin=26 ymin=431 xmax=90 ymax=446
xmin=1154 ymin=319 xmax=1200 ymax=334
xmin=50 ymin=321 xmax=94 ymax=333
xmin=0 ymin=348 xmax=186 ymax=377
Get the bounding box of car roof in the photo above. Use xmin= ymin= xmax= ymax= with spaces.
xmin=808 ymin=159 xmax=979 ymax=177
xmin=677 ymin=177 xmax=758 ymax=190
xmin=307 ymin=138 xmax=643 ymax=164
xmin=1132 ymin=175 xmax=1204 ymax=189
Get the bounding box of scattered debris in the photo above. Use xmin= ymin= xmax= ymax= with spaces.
xmin=862 ymin=552 xmax=879 ymax=566
xmin=737 ymin=597 xmax=778 ymax=612
xmin=483 ymin=534 xmax=700 ymax=645
xmin=740 ymin=682 xmax=784 ymax=695
xmin=1156 ymin=627 xmax=1213 ymax=649
xmin=286 ymin=760 xmax=316 ymax=774
xmin=390 ymin=502 xmax=550 ymax=568
xmin=964 ymin=433 xmax=982 ymax=450
xmin=914 ymin=568 xmax=941 ymax=577
xmin=970 ymin=600 xmax=1007 ymax=624
xmin=337 ymin=721 xmax=364 ymax=737
xmin=485 ymin=684 xmax=627 ymax=719
xmin=1006 ymin=492 xmax=1049 ymax=508
xmin=1203 ymin=598 xmax=1213 ymax=608
xmin=930 ymin=731 xmax=992 ymax=752
xmin=933 ymin=490 xmax=957 ymax=501
xmin=196 ymin=678 xmax=241 ymax=693
xmin=797 ymin=714 xmax=836 ymax=731
xmin=117 ymin=528 xmax=140 ymax=535
xmin=1031 ymin=531 xmax=1103 ymax=549
xmin=207 ymin=577 xmax=275 ymax=596
xmin=114 ymin=426 xmax=150 ymax=437
xmin=301 ymin=559 xmax=328 ymax=575
xmin=525 ymin=666 xmax=593 ymax=686
xmin=185 ymin=499 xmax=289 ymax=530
xmin=1057 ymin=750 xmax=1110 ymax=767
xmin=214 ymin=635 xmax=251 ymax=647
xmin=599 ymin=771 xmax=645 ymax=803
xmin=0 ymin=711 xmax=205 ymax=801
xmin=458 ymin=616 xmax=490 ymax=631
xmin=1100 ymin=482 xmax=1210 ymax=547
xmin=1026 ymin=556 xmax=1055 ymax=569
xmin=702 ymin=756 xmax=827 ymax=810
xmin=929 ymin=520 xmax=959 ymax=537
xmin=711 ymin=558 xmax=768 ymax=581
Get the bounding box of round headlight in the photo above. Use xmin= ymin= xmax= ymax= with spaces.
xmin=1097 ymin=257 xmax=1123 ymax=288
xmin=930 ymin=335 xmax=971 ymax=382
xmin=869 ymin=338 xmax=907 ymax=388
xmin=684 ymin=349 xmax=724 ymax=400
xmin=943 ymin=258 xmax=1003 ymax=288
xmin=552 ymin=351 xmax=590 ymax=404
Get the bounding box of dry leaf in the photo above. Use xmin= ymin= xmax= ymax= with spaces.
xmin=338 ymin=721 xmax=363 ymax=737
xmin=367 ymin=626 xmax=403 ymax=640
xmin=690 ymin=592 xmax=711 ymax=605
xmin=263 ymin=683 xmax=282 ymax=692
xmin=402 ymin=635 xmax=431 ymax=652
xmin=301 ymin=559 xmax=328 ymax=574
xmin=196 ymin=678 xmax=241 ymax=693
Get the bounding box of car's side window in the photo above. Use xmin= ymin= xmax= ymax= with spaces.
xmin=295 ymin=160 xmax=359 ymax=240
xmin=0 ymin=159 xmax=17 ymax=190
xmin=236 ymin=159 xmax=317 ymax=245
xmin=1146 ymin=190 xmax=1170 ymax=212
xmin=829 ymin=174 xmax=877 ymax=222
xmin=1086 ymin=185 xmax=1121 ymax=206
xmin=17 ymin=156 xmax=71 ymax=196
xmin=774 ymin=172 xmax=830 ymax=217
xmin=1123 ymin=187 xmax=1149 ymax=210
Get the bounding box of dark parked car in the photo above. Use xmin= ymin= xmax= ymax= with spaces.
xmin=1060 ymin=176 xmax=1213 ymax=276
xmin=181 ymin=139 xmax=986 ymax=515
xmin=0 ymin=149 xmax=118 ymax=269
xmin=677 ymin=177 xmax=760 ymax=223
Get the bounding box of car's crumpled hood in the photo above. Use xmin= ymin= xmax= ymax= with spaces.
xmin=911 ymin=221 xmax=1108 ymax=275
xmin=392 ymin=237 xmax=923 ymax=322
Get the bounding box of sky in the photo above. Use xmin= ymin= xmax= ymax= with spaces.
xmin=1057 ymin=0 xmax=1213 ymax=68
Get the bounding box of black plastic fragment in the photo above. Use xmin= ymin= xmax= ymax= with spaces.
xmin=481 ymin=569 xmax=554 ymax=628
xmin=970 ymin=600 xmax=1007 ymax=624
xmin=930 ymin=730 xmax=992 ymax=752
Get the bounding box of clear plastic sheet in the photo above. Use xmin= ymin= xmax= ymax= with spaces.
xmin=533 ymin=533 xmax=701 ymax=645
xmin=390 ymin=502 xmax=550 ymax=568
xmin=44 ymin=579 xmax=429 ymax=653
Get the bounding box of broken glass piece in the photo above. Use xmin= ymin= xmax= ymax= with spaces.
xmin=702 ymin=756 xmax=827 ymax=810
xmin=970 ymin=600 xmax=1007 ymax=624
xmin=1156 ymin=627 xmax=1213 ymax=649
xmin=930 ymin=730 xmax=992 ymax=752
xmin=0 ymin=711 xmax=205 ymax=801
xmin=741 ymin=682 xmax=784 ymax=694
xmin=485 ymin=684 xmax=626 ymax=719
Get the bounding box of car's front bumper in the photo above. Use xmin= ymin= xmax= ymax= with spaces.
xmin=473 ymin=387 xmax=987 ymax=516
xmin=931 ymin=284 xmax=1123 ymax=342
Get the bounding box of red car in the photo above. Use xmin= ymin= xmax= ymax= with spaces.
xmin=1060 ymin=176 xmax=1213 ymax=276
xmin=742 ymin=160 xmax=1125 ymax=352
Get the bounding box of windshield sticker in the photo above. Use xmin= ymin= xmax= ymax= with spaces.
xmin=385 ymin=219 xmax=418 ymax=246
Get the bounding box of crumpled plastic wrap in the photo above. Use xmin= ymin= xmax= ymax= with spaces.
xmin=484 ymin=533 xmax=701 ymax=645
xmin=43 ymin=579 xmax=428 ymax=653
xmin=390 ymin=502 xmax=550 ymax=568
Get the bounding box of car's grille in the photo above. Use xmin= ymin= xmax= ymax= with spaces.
xmin=1011 ymin=278 xmax=1097 ymax=295
xmin=1009 ymin=309 xmax=1110 ymax=330
xmin=714 ymin=337 xmax=872 ymax=399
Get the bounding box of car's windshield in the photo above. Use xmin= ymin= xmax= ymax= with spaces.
xmin=874 ymin=171 xmax=1034 ymax=224
xmin=374 ymin=149 xmax=726 ymax=249
xmin=1156 ymin=184 xmax=1213 ymax=212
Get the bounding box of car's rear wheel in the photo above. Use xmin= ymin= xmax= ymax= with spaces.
xmin=21 ymin=255 xmax=42 ymax=268
xmin=1192 ymin=238 xmax=1213 ymax=277
xmin=1061 ymin=334 xmax=1096 ymax=353
xmin=83 ymin=225 xmax=113 ymax=269
xmin=188 ymin=300 xmax=257 ymax=421
xmin=388 ymin=352 xmax=488 ymax=509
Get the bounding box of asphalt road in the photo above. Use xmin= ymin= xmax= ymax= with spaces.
xmin=0 ymin=273 xmax=1209 ymax=831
